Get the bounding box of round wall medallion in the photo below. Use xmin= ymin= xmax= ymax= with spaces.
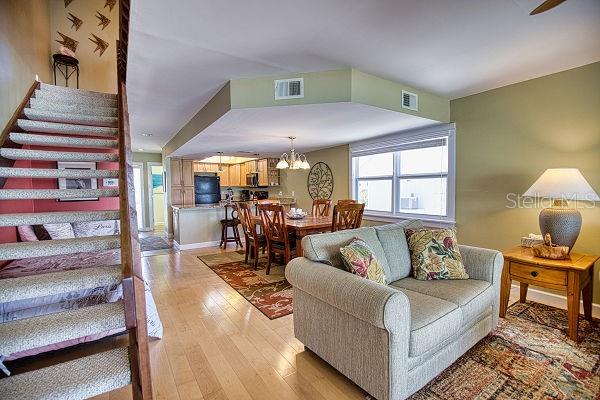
xmin=307 ymin=162 xmax=334 ymax=200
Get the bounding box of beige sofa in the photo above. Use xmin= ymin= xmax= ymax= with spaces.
xmin=285 ymin=222 xmax=503 ymax=400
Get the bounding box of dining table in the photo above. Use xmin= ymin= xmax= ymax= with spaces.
xmin=253 ymin=215 xmax=333 ymax=257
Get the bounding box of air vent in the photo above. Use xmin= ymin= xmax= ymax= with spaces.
xmin=401 ymin=90 xmax=418 ymax=111
xmin=274 ymin=78 xmax=304 ymax=100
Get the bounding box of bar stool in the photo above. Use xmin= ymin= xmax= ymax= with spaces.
xmin=220 ymin=204 xmax=243 ymax=249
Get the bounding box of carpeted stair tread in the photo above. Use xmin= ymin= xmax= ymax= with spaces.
xmin=0 ymin=167 xmax=118 ymax=179
xmin=0 ymin=210 xmax=120 ymax=227
xmin=0 ymin=302 xmax=125 ymax=356
xmin=0 ymin=346 xmax=131 ymax=399
xmin=0 ymin=235 xmax=121 ymax=260
xmin=23 ymin=108 xmax=118 ymax=128
xmin=17 ymin=119 xmax=118 ymax=137
xmin=0 ymin=148 xmax=118 ymax=162
xmin=9 ymin=132 xmax=118 ymax=149
xmin=0 ymin=188 xmax=119 ymax=200
xmin=29 ymin=97 xmax=117 ymax=118
xmin=0 ymin=265 xmax=122 ymax=303
xmin=34 ymin=89 xmax=118 ymax=108
xmin=39 ymin=82 xmax=117 ymax=99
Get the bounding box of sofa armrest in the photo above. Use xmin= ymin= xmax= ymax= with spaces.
xmin=459 ymin=245 xmax=504 ymax=285
xmin=286 ymin=257 xmax=411 ymax=334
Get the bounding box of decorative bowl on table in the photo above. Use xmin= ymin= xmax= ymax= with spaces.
xmin=286 ymin=211 xmax=307 ymax=220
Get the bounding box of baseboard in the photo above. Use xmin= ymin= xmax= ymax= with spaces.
xmin=510 ymin=283 xmax=600 ymax=318
xmin=174 ymin=238 xmax=246 ymax=250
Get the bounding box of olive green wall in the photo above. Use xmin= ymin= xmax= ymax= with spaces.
xmin=280 ymin=145 xmax=350 ymax=212
xmin=133 ymin=152 xmax=163 ymax=230
xmin=452 ymin=62 xmax=600 ymax=303
xmin=0 ymin=0 xmax=52 ymax=127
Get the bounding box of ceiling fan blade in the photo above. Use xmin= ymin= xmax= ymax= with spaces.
xmin=530 ymin=0 xmax=567 ymax=15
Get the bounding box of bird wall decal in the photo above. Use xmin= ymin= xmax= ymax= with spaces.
xmin=89 ymin=34 xmax=109 ymax=56
xmin=64 ymin=0 xmax=74 ymax=7
xmin=95 ymin=11 xmax=111 ymax=30
xmin=104 ymin=0 xmax=117 ymax=12
xmin=67 ymin=12 xmax=83 ymax=31
xmin=56 ymin=31 xmax=79 ymax=53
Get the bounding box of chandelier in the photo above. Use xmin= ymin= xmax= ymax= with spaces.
xmin=276 ymin=136 xmax=310 ymax=170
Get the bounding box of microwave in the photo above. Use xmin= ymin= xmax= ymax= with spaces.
xmin=245 ymin=173 xmax=258 ymax=187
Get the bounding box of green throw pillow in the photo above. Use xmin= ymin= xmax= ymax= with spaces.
xmin=405 ymin=228 xmax=469 ymax=280
xmin=340 ymin=238 xmax=386 ymax=284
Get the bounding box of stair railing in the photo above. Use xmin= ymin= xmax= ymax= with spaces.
xmin=117 ymin=0 xmax=153 ymax=398
xmin=0 ymin=80 xmax=40 ymax=189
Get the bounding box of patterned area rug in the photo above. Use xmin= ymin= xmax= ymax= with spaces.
xmin=140 ymin=235 xmax=173 ymax=252
xmin=412 ymin=301 xmax=599 ymax=399
xmin=197 ymin=251 xmax=292 ymax=319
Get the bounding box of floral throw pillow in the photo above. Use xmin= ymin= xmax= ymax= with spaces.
xmin=339 ymin=238 xmax=386 ymax=284
xmin=405 ymin=228 xmax=469 ymax=280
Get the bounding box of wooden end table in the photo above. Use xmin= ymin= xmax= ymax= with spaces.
xmin=500 ymin=246 xmax=598 ymax=341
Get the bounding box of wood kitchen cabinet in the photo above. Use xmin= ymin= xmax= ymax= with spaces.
xmin=229 ymin=164 xmax=241 ymax=187
xmin=170 ymin=158 xmax=195 ymax=206
xmin=218 ymin=167 xmax=229 ymax=186
xmin=257 ymin=159 xmax=268 ymax=186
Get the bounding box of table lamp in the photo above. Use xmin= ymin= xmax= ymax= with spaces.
xmin=523 ymin=168 xmax=599 ymax=252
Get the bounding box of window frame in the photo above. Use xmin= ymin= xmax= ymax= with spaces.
xmin=349 ymin=124 xmax=456 ymax=225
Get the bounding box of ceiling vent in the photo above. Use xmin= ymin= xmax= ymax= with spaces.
xmin=401 ymin=90 xmax=418 ymax=111
xmin=274 ymin=78 xmax=304 ymax=100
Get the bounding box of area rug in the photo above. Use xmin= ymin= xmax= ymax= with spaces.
xmin=411 ymin=301 xmax=599 ymax=399
xmin=197 ymin=251 xmax=292 ymax=319
xmin=140 ymin=235 xmax=173 ymax=252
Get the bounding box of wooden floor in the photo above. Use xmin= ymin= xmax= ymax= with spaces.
xmin=78 ymin=246 xmax=590 ymax=399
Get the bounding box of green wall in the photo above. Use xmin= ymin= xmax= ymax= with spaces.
xmin=132 ymin=152 xmax=163 ymax=230
xmin=452 ymin=62 xmax=600 ymax=303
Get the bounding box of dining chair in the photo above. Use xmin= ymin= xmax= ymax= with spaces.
xmin=258 ymin=203 xmax=296 ymax=274
xmin=254 ymin=199 xmax=281 ymax=215
xmin=331 ymin=203 xmax=365 ymax=232
xmin=236 ymin=202 xmax=266 ymax=270
xmin=312 ymin=199 xmax=332 ymax=217
xmin=337 ymin=199 xmax=357 ymax=205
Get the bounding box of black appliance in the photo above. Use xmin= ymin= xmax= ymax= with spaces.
xmin=245 ymin=173 xmax=258 ymax=187
xmin=194 ymin=175 xmax=221 ymax=204
xmin=254 ymin=190 xmax=269 ymax=200
xmin=240 ymin=189 xmax=251 ymax=201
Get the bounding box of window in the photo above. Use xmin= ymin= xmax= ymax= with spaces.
xmin=350 ymin=124 xmax=455 ymax=222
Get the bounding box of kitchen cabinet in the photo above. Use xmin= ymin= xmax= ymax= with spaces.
xmin=229 ymin=164 xmax=241 ymax=187
xmin=170 ymin=158 xmax=195 ymax=206
xmin=193 ymin=162 xmax=220 ymax=173
xmin=266 ymin=158 xmax=281 ymax=186
xmin=257 ymin=159 xmax=268 ymax=186
xmin=218 ymin=167 xmax=229 ymax=186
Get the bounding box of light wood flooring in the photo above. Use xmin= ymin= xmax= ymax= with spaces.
xmin=21 ymin=245 xmax=593 ymax=400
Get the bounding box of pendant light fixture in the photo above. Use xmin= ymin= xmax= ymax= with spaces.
xmin=217 ymin=152 xmax=224 ymax=173
xmin=276 ymin=136 xmax=310 ymax=170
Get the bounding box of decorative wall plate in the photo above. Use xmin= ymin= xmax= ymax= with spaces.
xmin=307 ymin=162 xmax=334 ymax=200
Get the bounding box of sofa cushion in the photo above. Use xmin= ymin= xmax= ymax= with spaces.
xmin=340 ymin=238 xmax=386 ymax=284
xmin=391 ymin=278 xmax=493 ymax=325
xmin=374 ymin=220 xmax=422 ymax=282
xmin=302 ymin=227 xmax=391 ymax=275
xmin=392 ymin=287 xmax=462 ymax=357
xmin=405 ymin=228 xmax=469 ymax=280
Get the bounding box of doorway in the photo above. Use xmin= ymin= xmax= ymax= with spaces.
xmin=132 ymin=163 xmax=146 ymax=231
xmin=147 ymin=163 xmax=165 ymax=233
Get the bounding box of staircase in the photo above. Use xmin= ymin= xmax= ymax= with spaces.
xmin=0 ymin=6 xmax=152 ymax=395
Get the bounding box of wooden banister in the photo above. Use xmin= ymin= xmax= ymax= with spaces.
xmin=117 ymin=0 xmax=153 ymax=398
xmin=0 ymin=80 xmax=40 ymax=189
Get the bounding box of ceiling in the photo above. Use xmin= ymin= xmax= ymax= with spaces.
xmin=169 ymin=103 xmax=438 ymax=159
xmin=127 ymin=0 xmax=600 ymax=153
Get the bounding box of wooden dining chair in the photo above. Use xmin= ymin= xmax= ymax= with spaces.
xmin=331 ymin=203 xmax=365 ymax=232
xmin=312 ymin=199 xmax=332 ymax=217
xmin=236 ymin=202 xmax=266 ymax=270
xmin=258 ymin=203 xmax=296 ymax=274
xmin=337 ymin=199 xmax=357 ymax=205
xmin=254 ymin=199 xmax=280 ymax=216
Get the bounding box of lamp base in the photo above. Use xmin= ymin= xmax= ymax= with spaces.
xmin=538 ymin=200 xmax=581 ymax=252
